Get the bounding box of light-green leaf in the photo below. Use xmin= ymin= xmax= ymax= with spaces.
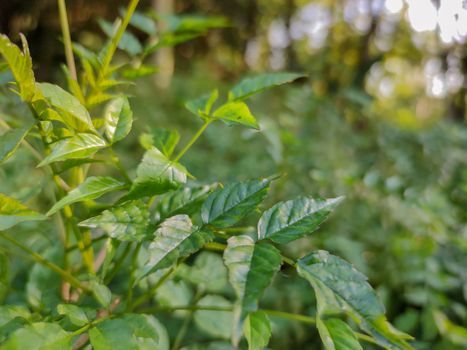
xmin=228 ymin=72 xmax=306 ymax=101
xmin=213 ymin=102 xmax=259 ymax=129
xmin=316 ymin=318 xmax=362 ymax=350
xmin=47 ymin=177 xmax=126 ymax=216
xmin=139 ymin=127 xmax=180 ymax=157
xmin=433 ymin=309 xmax=467 ymax=347
xmin=137 ymin=215 xmax=214 ymax=280
xmin=297 ymin=250 xmax=414 ymax=350
xmin=185 ymin=89 xmax=218 ymax=117
xmin=90 ymin=280 xmax=112 ymax=308
xmin=1 ymin=322 xmax=71 ymax=350
xmin=0 ymin=193 xmax=46 ymax=230
xmin=79 ymin=200 xmax=149 ymax=242
xmin=243 ymin=311 xmax=272 ymax=350
xmin=201 ymin=178 xmax=272 ymax=228
xmin=257 ymin=196 xmax=343 ymax=244
xmin=56 ymin=304 xmax=89 ymax=327
xmin=104 ymin=96 xmax=133 ymax=144
xmin=38 ymin=133 xmax=107 ymax=167
xmin=35 ymin=83 xmax=94 ymax=132
xmin=125 ymin=147 xmax=187 ymax=200
xmin=194 ymin=295 xmax=233 ymax=339
xmin=0 ymin=126 xmax=31 ymax=164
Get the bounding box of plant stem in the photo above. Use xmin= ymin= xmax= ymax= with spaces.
xmin=57 ymin=0 xmax=77 ymax=80
xmin=172 ymin=120 xmax=212 ymax=163
xmin=0 ymin=231 xmax=87 ymax=291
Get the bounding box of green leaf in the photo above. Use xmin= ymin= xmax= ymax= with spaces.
xmin=47 ymin=177 xmax=126 ymax=216
xmin=139 ymin=128 xmax=180 ymax=157
xmin=56 ymin=304 xmax=89 ymax=327
xmin=35 ymin=83 xmax=94 ymax=132
xmin=125 ymin=147 xmax=187 ymax=200
xmin=90 ymin=280 xmax=112 ymax=308
xmin=98 ymin=19 xmax=143 ymax=56
xmin=79 ymin=200 xmax=149 ymax=242
xmin=316 ymin=318 xmax=362 ymax=350
xmin=433 ymin=309 xmax=467 ymax=347
xmin=297 ymin=250 xmax=414 ymax=350
xmin=165 ymin=14 xmax=229 ymax=33
xmin=120 ymin=9 xmax=157 ymax=35
xmin=228 ymin=72 xmax=306 ymax=101
xmin=121 ymin=64 xmax=158 ymax=79
xmin=89 ymin=314 xmax=166 ymax=350
xmin=104 ymin=96 xmax=133 ymax=144
xmin=0 ymin=193 xmax=46 ymax=230
xmin=201 ymin=178 xmax=272 ymax=228
xmin=137 ymin=215 xmax=214 ymax=280
xmin=0 ymin=126 xmax=31 ymax=164
xmin=194 ymin=295 xmax=233 ymax=339
xmin=144 ymin=32 xmax=202 ymax=54
xmin=185 ymin=89 xmax=218 ymax=117
xmin=0 ymin=34 xmax=36 ymax=101
xmin=0 ymin=253 xmax=8 ymax=303
xmin=257 ymin=196 xmax=343 ymax=244
xmin=213 ymin=102 xmax=259 ymax=129
xmin=1 ymin=322 xmax=71 ymax=350
xmin=155 ymin=184 xmax=215 ymax=222
xmin=38 ymin=133 xmax=107 ymax=167
xmin=243 ymin=311 xmax=271 ymax=350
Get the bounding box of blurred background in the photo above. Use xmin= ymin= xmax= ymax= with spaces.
xmin=1 ymin=0 xmax=466 ymax=348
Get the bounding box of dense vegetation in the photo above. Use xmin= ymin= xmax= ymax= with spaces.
xmin=0 ymin=0 xmax=466 ymax=349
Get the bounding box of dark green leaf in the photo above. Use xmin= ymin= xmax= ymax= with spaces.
xmin=0 ymin=126 xmax=31 ymax=164
xmin=243 ymin=311 xmax=271 ymax=350
xmin=201 ymin=178 xmax=272 ymax=228
xmin=297 ymin=250 xmax=414 ymax=350
xmin=104 ymin=96 xmax=133 ymax=144
xmin=213 ymin=102 xmax=259 ymax=129
xmin=257 ymin=196 xmax=343 ymax=244
xmin=0 ymin=323 xmax=71 ymax=350
xmin=79 ymin=200 xmax=149 ymax=242
xmin=137 ymin=215 xmax=214 ymax=280
xmin=228 ymin=72 xmax=306 ymax=101
xmin=317 ymin=318 xmax=362 ymax=350
xmin=47 ymin=177 xmax=126 ymax=216
xmin=0 ymin=193 xmax=46 ymax=230
xmin=125 ymin=147 xmax=187 ymax=200
xmin=38 ymin=133 xmax=107 ymax=167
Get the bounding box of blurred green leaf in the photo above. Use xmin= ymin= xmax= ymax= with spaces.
xmin=0 ymin=126 xmax=31 ymax=164
xmin=0 ymin=193 xmax=46 ymax=230
xmin=0 ymin=322 xmax=71 ymax=350
xmin=194 ymin=295 xmax=233 ymax=339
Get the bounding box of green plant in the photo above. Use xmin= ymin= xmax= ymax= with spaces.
xmin=0 ymin=1 xmax=416 ymax=349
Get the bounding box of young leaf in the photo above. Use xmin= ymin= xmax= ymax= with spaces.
xmin=56 ymin=304 xmax=89 ymax=327
xmin=139 ymin=128 xmax=180 ymax=157
xmin=316 ymin=318 xmax=362 ymax=350
xmin=0 ymin=126 xmax=31 ymax=164
xmin=243 ymin=311 xmax=271 ymax=350
xmin=194 ymin=295 xmax=233 ymax=339
xmin=79 ymin=200 xmax=149 ymax=242
xmin=125 ymin=147 xmax=187 ymax=200
xmin=185 ymin=89 xmax=218 ymax=117
xmin=36 ymin=83 xmax=94 ymax=132
xmin=297 ymin=250 xmax=414 ymax=350
xmin=228 ymin=72 xmax=306 ymax=101
xmin=0 ymin=34 xmax=36 ymax=101
xmin=38 ymin=133 xmax=107 ymax=167
xmin=104 ymin=96 xmax=133 ymax=144
xmin=212 ymin=102 xmax=259 ymax=129
xmin=257 ymin=196 xmax=343 ymax=244
xmin=47 ymin=176 xmax=126 ymax=216
xmin=0 ymin=193 xmax=46 ymax=230
xmin=137 ymin=215 xmax=214 ymax=280
xmin=201 ymin=178 xmax=272 ymax=228
xmin=0 ymin=322 xmax=71 ymax=350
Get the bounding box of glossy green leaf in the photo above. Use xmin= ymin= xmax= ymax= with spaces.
xmin=38 ymin=133 xmax=107 ymax=167
xmin=137 ymin=215 xmax=214 ymax=280
xmin=316 ymin=318 xmax=362 ymax=350
xmin=104 ymin=96 xmax=133 ymax=144
xmin=0 ymin=34 xmax=36 ymax=101
xmin=228 ymin=72 xmax=306 ymax=101
xmin=243 ymin=311 xmax=271 ymax=350
xmin=194 ymin=295 xmax=233 ymax=339
xmin=257 ymin=196 xmax=343 ymax=244
xmin=0 ymin=193 xmax=46 ymax=230
xmin=213 ymin=101 xmax=259 ymax=129
xmin=185 ymin=89 xmax=218 ymax=117
xmin=297 ymin=250 xmax=414 ymax=350
xmin=0 ymin=126 xmax=31 ymax=164
xmin=1 ymin=322 xmax=71 ymax=350
xmin=139 ymin=127 xmax=180 ymax=157
xmin=155 ymin=184 xmax=215 ymax=222
xmin=201 ymin=178 xmax=272 ymax=228
xmin=98 ymin=19 xmax=143 ymax=56
xmin=125 ymin=147 xmax=187 ymax=200
xmin=79 ymin=200 xmax=149 ymax=242
xmin=36 ymin=83 xmax=94 ymax=132
xmin=56 ymin=304 xmax=89 ymax=327
xmin=47 ymin=177 xmax=126 ymax=216
xmin=90 ymin=280 xmax=112 ymax=308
